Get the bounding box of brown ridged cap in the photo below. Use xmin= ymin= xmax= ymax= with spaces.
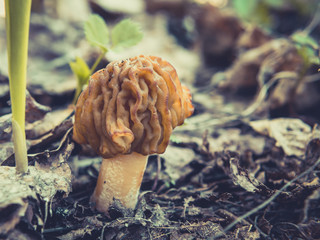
xmin=73 ymin=55 xmax=194 ymax=158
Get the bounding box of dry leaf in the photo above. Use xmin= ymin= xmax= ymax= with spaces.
xmin=162 ymin=145 xmax=195 ymax=182
xmin=229 ymin=157 xmax=261 ymax=192
xmin=0 ymin=131 xmax=73 ymax=234
xmin=250 ymin=118 xmax=312 ymax=157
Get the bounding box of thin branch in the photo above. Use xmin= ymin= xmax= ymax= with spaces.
xmin=90 ymin=51 xmax=107 ymax=74
xmin=176 ymin=71 xmax=296 ymax=132
xmin=220 ymin=157 xmax=320 ymax=235
xmin=302 ymin=3 xmax=320 ymax=36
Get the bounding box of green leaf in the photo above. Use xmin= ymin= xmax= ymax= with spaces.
xmin=70 ymin=57 xmax=91 ymax=104
xmin=111 ymin=19 xmax=143 ymax=50
xmin=291 ymin=32 xmax=320 ymax=66
xmin=310 ymin=55 xmax=320 ymax=65
xmin=84 ymin=14 xmax=109 ymax=51
xmin=297 ymin=45 xmax=320 ymax=66
xmin=232 ymin=0 xmax=257 ymax=20
xmin=69 ymin=57 xmax=91 ymax=86
xmin=264 ymin=0 xmax=285 ymax=8
xmin=291 ymin=32 xmax=319 ymax=50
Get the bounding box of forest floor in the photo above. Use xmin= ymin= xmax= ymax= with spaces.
xmin=0 ymin=0 xmax=320 ymax=239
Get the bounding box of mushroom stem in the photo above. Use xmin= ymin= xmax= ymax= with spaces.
xmin=91 ymin=152 xmax=148 ymax=213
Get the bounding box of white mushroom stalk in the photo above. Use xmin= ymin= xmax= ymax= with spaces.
xmin=91 ymin=152 xmax=148 ymax=212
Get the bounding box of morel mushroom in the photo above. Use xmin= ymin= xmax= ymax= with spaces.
xmin=73 ymin=55 xmax=193 ymax=214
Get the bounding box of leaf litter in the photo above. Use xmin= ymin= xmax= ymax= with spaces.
xmin=1 ymin=0 xmax=320 ymax=239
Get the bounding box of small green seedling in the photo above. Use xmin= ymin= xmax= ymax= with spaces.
xmin=289 ymin=31 xmax=320 ymax=101
xmin=291 ymin=31 xmax=320 ymax=68
xmin=70 ymin=15 xmax=143 ymax=104
xmin=5 ymin=0 xmax=32 ymax=174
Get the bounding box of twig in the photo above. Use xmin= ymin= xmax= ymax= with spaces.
xmin=152 ymin=155 xmax=161 ymax=192
xmin=90 ymin=51 xmax=106 ymax=74
xmin=177 ymin=71 xmax=295 ymax=132
xmin=219 ymin=157 xmax=320 ymax=236
xmin=254 ymin=216 xmax=268 ymax=238
xmin=241 ymin=71 xmax=297 ymax=117
xmin=302 ymin=2 xmax=320 ymax=36
xmin=100 ymin=224 xmax=108 ymax=240
xmin=270 ymin=222 xmax=310 ymax=239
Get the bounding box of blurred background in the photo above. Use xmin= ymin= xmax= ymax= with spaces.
xmin=0 ymin=0 xmax=319 ymax=113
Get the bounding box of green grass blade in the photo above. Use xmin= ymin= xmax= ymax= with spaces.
xmin=5 ymin=0 xmax=32 ymax=173
xmin=12 ymin=119 xmax=28 ymax=172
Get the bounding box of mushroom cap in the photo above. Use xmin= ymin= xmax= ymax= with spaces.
xmin=73 ymin=55 xmax=194 ymax=158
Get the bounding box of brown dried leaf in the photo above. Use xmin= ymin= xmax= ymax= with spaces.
xmin=0 ymin=114 xmax=12 ymax=141
xmin=162 ymin=145 xmax=195 ymax=182
xmin=236 ymin=25 xmax=272 ymax=51
xmin=57 ymin=228 xmax=93 ymax=240
xmin=31 ymin=129 xmax=74 ymax=199
xmin=229 ymin=157 xmax=261 ymax=192
xmin=0 ymin=131 xmax=73 ymax=235
xmin=179 ymin=221 xmax=225 ymax=239
xmin=267 ymin=73 xmax=298 ymax=110
xmin=218 ymin=39 xmax=302 ymax=93
xmin=25 ymin=90 xmax=51 ymax=123
xmin=5 ymin=228 xmax=42 ymax=240
xmin=209 ymin=128 xmax=266 ymax=156
xmin=0 ymin=164 xmax=71 ymax=234
xmin=0 ymin=196 xmax=30 ymax=235
xmin=300 ymin=220 xmax=320 ymax=239
xmin=0 ymin=108 xmax=74 ymax=166
xmin=250 ymin=118 xmax=312 ymax=157
xmin=0 ymin=164 xmax=72 ymax=204
xmin=0 ymin=91 xmax=50 ymax=139
xmin=26 ymin=107 xmax=73 ymax=139
xmin=231 ymin=225 xmax=260 ymax=240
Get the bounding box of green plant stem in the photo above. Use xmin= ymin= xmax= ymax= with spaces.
xmin=90 ymin=50 xmax=107 ymax=74
xmin=5 ymin=0 xmax=32 ymax=174
xmin=72 ymin=51 xmax=106 ymax=104
xmin=303 ymin=2 xmax=320 ymax=36
xmin=72 ymin=86 xmax=83 ymax=105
